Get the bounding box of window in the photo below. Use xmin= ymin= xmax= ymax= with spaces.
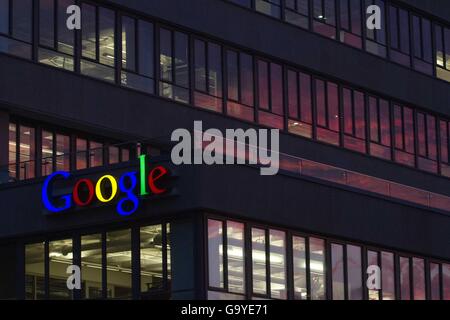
xmin=367 ymin=250 xmax=380 ymax=300
xmin=159 ymin=28 xmax=189 ymax=103
xmin=365 ymin=0 xmax=387 ymax=57
xmin=121 ymin=17 xmax=155 ymax=93
xmin=252 ymin=228 xmax=267 ymax=296
xmin=106 ymin=229 xmax=132 ymax=299
xmin=393 ymin=105 xmax=415 ymax=167
xmin=416 ymin=113 xmax=437 ymax=173
xmin=284 ymin=0 xmax=310 ymax=29
xmin=269 ymin=230 xmax=287 ymax=299
xmin=368 ymin=96 xmax=391 ymax=160
xmin=18 ymin=125 xmax=35 ymax=180
xmin=89 ymin=141 xmax=104 ymax=168
xmin=208 ymin=219 xmax=224 ymax=289
xmin=8 ymin=123 xmax=17 ymax=180
xmin=287 ymin=70 xmax=313 ymax=138
xmin=38 ymin=0 xmax=75 ymax=71
xmin=0 ymin=0 xmax=32 ymax=59
xmin=339 ymin=0 xmax=362 ymax=48
xmin=226 ymin=50 xmax=255 ymax=122
xmin=227 ymin=221 xmax=245 ymax=294
xmin=81 ymin=4 xmax=116 ymax=82
xmin=194 ymin=39 xmax=223 ymax=112
xmin=439 ymin=119 xmax=450 ymax=177
xmin=41 ymin=130 xmax=54 ymax=176
xmin=81 ymin=234 xmax=103 ymax=299
xmin=49 ymin=239 xmax=73 ymax=299
xmin=292 ymin=236 xmax=307 ymax=299
xmin=55 ymin=134 xmax=70 ymax=172
xmin=255 ymin=0 xmax=281 ymax=18
xmin=41 ymin=130 xmax=70 ymax=175
xmin=429 ymin=263 xmax=441 ymax=300
xmin=257 ymin=60 xmax=284 ymax=129
xmin=313 ymin=0 xmax=336 ymax=39
xmin=399 ymin=256 xmax=411 ymax=300
xmin=346 ymin=245 xmax=362 ymax=300
xmin=331 ymin=243 xmax=345 ymax=300
xmin=140 ymin=225 xmax=165 ymax=292
xmin=381 ymin=251 xmax=395 ymax=300
xmin=388 ymin=5 xmax=411 ymax=67
xmin=444 ymin=264 xmax=450 ymax=300
xmin=25 ymin=242 xmax=45 ymax=300
xmin=435 ymin=25 xmax=450 ymax=82
xmin=315 ymin=79 xmax=340 ymax=146
xmin=412 ymin=15 xmax=433 ymax=75
xmin=309 ymin=237 xmax=326 ymax=300
xmin=412 ymin=258 xmax=426 ymax=300
xmin=342 ymin=87 xmax=366 ymax=153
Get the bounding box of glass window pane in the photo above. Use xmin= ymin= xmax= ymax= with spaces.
xmin=309 ymin=237 xmax=326 ymax=300
xmin=444 ymin=264 xmax=450 ymax=300
xmin=347 ymin=245 xmax=362 ymax=300
xmin=208 ymin=219 xmax=224 ymax=288
xmin=270 ymin=63 xmax=283 ymax=115
xmin=293 ymin=236 xmax=307 ymax=299
xmin=8 ymin=123 xmax=17 ymax=179
xmin=42 ymin=131 xmax=53 ymax=176
xmin=122 ymin=16 xmax=136 ymax=71
xmin=367 ymin=250 xmax=380 ymax=300
xmin=89 ymin=141 xmax=103 ymax=167
xmin=99 ymin=8 xmax=115 ymax=67
xmin=81 ymin=234 xmax=103 ymax=299
xmin=56 ymin=134 xmax=70 ymax=172
xmin=240 ymin=53 xmax=254 ymax=106
xmin=58 ymin=0 xmax=75 ymax=55
xmin=381 ymin=251 xmax=395 ymax=300
xmin=252 ymin=228 xmax=267 ymax=295
xmin=412 ymin=257 xmax=426 ymax=300
xmin=208 ymin=43 xmax=222 ymax=97
xmin=227 ymin=221 xmax=245 ymax=294
xmin=106 ymin=229 xmax=132 ymax=299
xmin=399 ymin=257 xmax=411 ymax=300
xmin=0 ymin=0 xmax=9 ymax=34
xmin=258 ymin=60 xmax=269 ymax=110
xmin=12 ymin=0 xmax=32 ymax=42
xmin=174 ymin=32 xmax=189 ymax=88
xmin=81 ymin=3 xmax=96 ymax=60
xmin=227 ymin=50 xmax=238 ymax=101
xmin=194 ymin=40 xmax=206 ymax=92
xmin=19 ymin=126 xmax=35 ymax=180
xmin=160 ymin=28 xmax=172 ymax=82
xmin=430 ymin=263 xmax=441 ymax=300
xmin=331 ymin=244 xmax=345 ymax=300
xmin=300 ymin=73 xmax=312 ymax=123
xmin=138 ymin=20 xmax=154 ymax=77
xmin=76 ymin=138 xmax=88 ymax=170
xmin=25 ymin=242 xmax=45 ymax=300
xmin=39 ymin=0 xmax=54 ymax=47
xmin=270 ymin=230 xmax=286 ymax=299
xmin=140 ymin=225 xmax=164 ymax=292
xmin=109 ymin=146 xmax=119 ymax=164
xmin=49 ymin=239 xmax=73 ymax=299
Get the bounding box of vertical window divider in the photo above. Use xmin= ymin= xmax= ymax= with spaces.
xmin=343 ymin=244 xmax=349 ymax=300
xmin=325 ymin=239 xmax=332 ymax=300
xmin=74 ymin=0 xmax=81 ymax=74
xmin=101 ymin=231 xmax=107 ymax=299
xmin=377 ymin=250 xmax=382 ymax=300
xmin=385 ymin=0 xmax=392 ymax=61
xmin=162 ymin=223 xmax=169 ymax=292
xmin=424 ymin=258 xmax=431 ymax=300
xmin=438 ymin=263 xmax=444 ymax=300
xmin=265 ymin=229 xmax=271 ymax=298
xmin=282 ymin=65 xmax=289 ymax=131
xmin=305 ymin=237 xmax=312 ymax=299
xmin=95 ymin=6 xmax=99 ymax=63
xmin=69 ymin=134 xmax=76 ymax=172
xmin=35 ymin=127 xmax=43 ymax=178
xmin=223 ymin=220 xmax=229 ymax=292
xmin=189 ymin=34 xmax=195 ymax=106
xmin=245 ymin=223 xmax=252 ymax=299
xmin=311 ymin=77 xmax=318 ymax=140
xmin=361 ymin=245 xmax=368 ymax=300
xmin=115 ymin=12 xmax=122 ymax=86
xmin=408 ymin=256 xmax=414 ymax=300
xmin=131 ymin=226 xmax=140 ymax=299
xmin=32 ymin=0 xmax=39 ymax=62
xmin=285 ymin=231 xmax=294 ymax=300
xmin=53 ymin=0 xmax=58 ymax=51
xmin=154 ymin=23 xmax=161 ymax=97
xmin=364 ymin=92 xmax=370 ymax=155
xmin=413 ymin=108 xmax=419 ymax=169
xmin=253 ymin=56 xmax=260 ymax=124
xmin=73 ymin=235 xmax=81 ymax=300
xmin=394 ymin=253 xmax=401 ymax=300
xmin=338 ymin=85 xmax=344 ymax=147
xmin=222 ymin=46 xmax=228 ymax=116
xmin=44 ymin=240 xmax=49 ymax=300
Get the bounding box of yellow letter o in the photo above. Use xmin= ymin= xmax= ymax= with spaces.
xmin=95 ymin=175 xmax=118 ymax=203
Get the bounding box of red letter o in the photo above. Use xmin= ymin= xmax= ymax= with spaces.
xmin=73 ymin=179 xmax=95 ymax=206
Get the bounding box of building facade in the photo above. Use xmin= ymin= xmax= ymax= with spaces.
xmin=0 ymin=0 xmax=449 ymax=300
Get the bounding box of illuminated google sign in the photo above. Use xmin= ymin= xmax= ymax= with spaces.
xmin=42 ymin=155 xmax=172 ymax=216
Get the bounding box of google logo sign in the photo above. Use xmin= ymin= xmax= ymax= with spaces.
xmin=42 ymin=155 xmax=172 ymax=216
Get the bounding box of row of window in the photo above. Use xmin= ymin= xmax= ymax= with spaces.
xmin=227 ymin=0 xmax=450 ymax=82
xmin=207 ymin=218 xmax=450 ymax=300
xmin=7 ymin=121 xmax=134 ymax=182
xmin=1 ymin=1 xmax=450 ymax=179
xmin=25 ymin=223 xmax=171 ymax=300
